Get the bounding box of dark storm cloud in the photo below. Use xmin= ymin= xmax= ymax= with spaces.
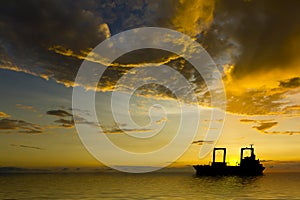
xmin=1 ymin=0 xmax=300 ymax=116
xmin=197 ymin=0 xmax=300 ymax=116
xmin=202 ymin=0 xmax=300 ymax=77
xmin=0 ymin=0 xmax=104 ymax=51
xmin=0 ymin=0 xmax=152 ymax=85
xmin=0 ymin=0 xmax=214 ymax=88
xmin=0 ymin=0 xmax=110 ymax=87
xmin=0 ymin=118 xmax=42 ymax=133
xmin=0 ymin=0 xmax=212 ymax=108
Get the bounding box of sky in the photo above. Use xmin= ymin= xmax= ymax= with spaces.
xmin=0 ymin=0 xmax=300 ymax=172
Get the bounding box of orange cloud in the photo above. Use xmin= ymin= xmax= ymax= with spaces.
xmin=171 ymin=0 xmax=215 ymax=37
xmin=16 ymin=104 xmax=37 ymax=112
xmin=0 ymin=112 xmax=10 ymax=118
xmin=98 ymin=23 xmax=111 ymax=39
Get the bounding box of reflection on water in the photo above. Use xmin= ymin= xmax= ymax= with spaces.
xmin=0 ymin=172 xmax=300 ymax=199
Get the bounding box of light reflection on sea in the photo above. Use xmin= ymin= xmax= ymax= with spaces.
xmin=0 ymin=172 xmax=300 ymax=199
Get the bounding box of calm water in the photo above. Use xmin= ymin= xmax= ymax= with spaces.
xmin=1 ymin=172 xmax=300 ymax=199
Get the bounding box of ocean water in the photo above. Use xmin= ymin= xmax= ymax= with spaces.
xmin=1 ymin=172 xmax=300 ymax=199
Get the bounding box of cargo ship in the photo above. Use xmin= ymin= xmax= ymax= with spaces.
xmin=193 ymin=145 xmax=265 ymax=176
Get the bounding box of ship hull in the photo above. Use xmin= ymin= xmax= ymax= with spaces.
xmin=193 ymin=165 xmax=265 ymax=176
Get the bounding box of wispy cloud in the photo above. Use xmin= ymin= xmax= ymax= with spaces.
xmin=240 ymin=119 xmax=257 ymax=123
xmin=192 ymin=140 xmax=214 ymax=145
xmin=46 ymin=109 xmax=74 ymax=128
xmin=53 ymin=118 xmax=74 ymax=128
xmin=264 ymin=131 xmax=300 ymax=135
xmin=101 ymin=127 xmax=152 ymax=134
xmin=282 ymin=105 xmax=300 ymax=115
xmin=253 ymin=122 xmax=278 ymax=132
xmin=0 ymin=119 xmax=42 ymax=134
xmin=240 ymin=118 xmax=300 ymax=135
xmin=101 ymin=122 xmax=152 ymax=134
xmin=16 ymin=104 xmax=37 ymax=112
xmin=46 ymin=108 xmax=100 ymax=129
xmin=10 ymin=144 xmax=45 ymax=150
xmin=155 ymin=117 xmax=168 ymax=125
xmin=46 ymin=110 xmax=72 ymax=117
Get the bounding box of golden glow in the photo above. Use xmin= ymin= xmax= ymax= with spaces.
xmin=172 ymin=0 xmax=215 ymax=37
xmin=0 ymin=111 xmax=10 ymax=118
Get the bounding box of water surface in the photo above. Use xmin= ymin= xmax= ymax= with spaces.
xmin=1 ymin=172 xmax=299 ymax=199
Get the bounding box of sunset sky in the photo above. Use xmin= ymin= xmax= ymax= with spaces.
xmin=0 ymin=0 xmax=300 ymax=172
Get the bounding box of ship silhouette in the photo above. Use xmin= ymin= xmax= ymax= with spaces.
xmin=193 ymin=145 xmax=265 ymax=176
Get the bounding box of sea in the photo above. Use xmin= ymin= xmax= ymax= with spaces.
xmin=1 ymin=171 xmax=300 ymax=199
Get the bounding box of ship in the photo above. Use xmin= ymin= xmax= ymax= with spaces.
xmin=193 ymin=145 xmax=265 ymax=176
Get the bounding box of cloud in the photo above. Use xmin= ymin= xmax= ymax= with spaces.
xmin=240 ymin=119 xmax=274 ymax=124
xmin=0 ymin=0 xmax=109 ymax=90
xmin=102 ymin=127 xmax=152 ymax=134
xmin=279 ymin=77 xmax=300 ymax=89
xmin=155 ymin=117 xmax=168 ymax=124
xmin=0 ymin=111 xmax=10 ymax=118
xmin=240 ymin=118 xmax=278 ymax=131
xmin=1 ymin=0 xmax=300 ymax=117
xmin=264 ymin=131 xmax=300 ymax=135
xmin=46 ymin=108 xmax=101 ymax=129
xmin=199 ymin=0 xmax=300 ymax=115
xmin=16 ymin=104 xmax=37 ymax=112
xmin=240 ymin=118 xmax=300 ymax=135
xmin=10 ymin=144 xmax=45 ymax=150
xmin=54 ymin=118 xmax=74 ymax=128
xmin=192 ymin=140 xmax=214 ymax=145
xmin=0 ymin=0 xmax=217 ymax=105
xmin=226 ymin=76 xmax=300 ymax=115
xmin=253 ymin=122 xmax=278 ymax=132
xmin=0 ymin=0 xmax=214 ymax=89
xmin=0 ymin=119 xmax=42 ymax=134
xmin=240 ymin=119 xmax=256 ymax=123
xmin=282 ymin=105 xmax=300 ymax=115
xmin=0 ymin=0 xmax=218 ymax=113
xmin=226 ymin=88 xmax=286 ymax=115
xmin=204 ymin=0 xmax=300 ymax=78
xmin=46 ymin=109 xmax=75 ymax=128
xmin=100 ymin=122 xmax=152 ymax=134
xmin=46 ymin=110 xmax=72 ymax=117
xmin=0 ymin=0 xmax=106 ymax=52
xmin=98 ymin=23 xmax=111 ymax=39
xmin=147 ymin=0 xmax=215 ymax=37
